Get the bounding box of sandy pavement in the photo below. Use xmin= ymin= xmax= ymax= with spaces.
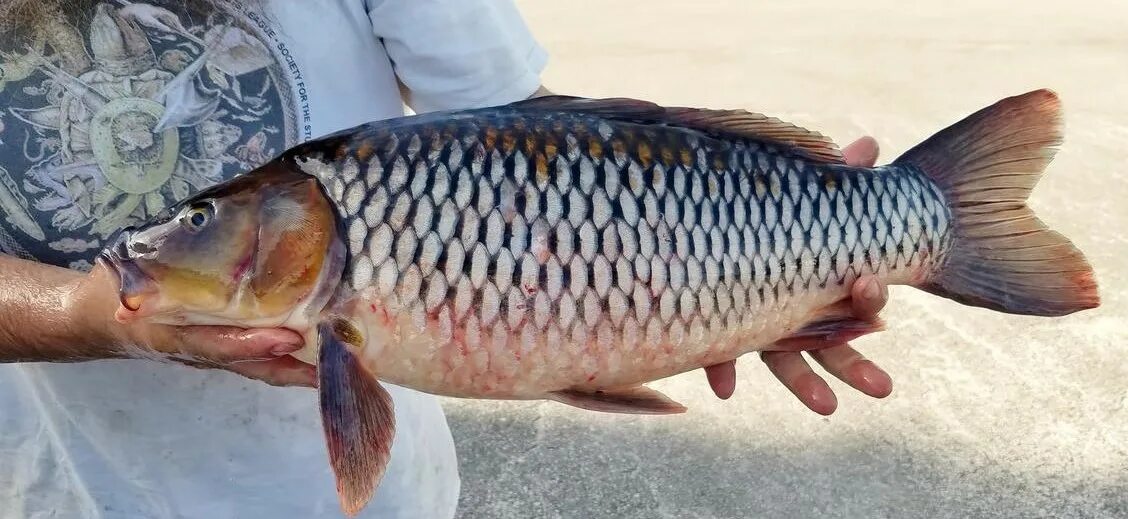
xmin=443 ymin=2 xmax=1128 ymax=517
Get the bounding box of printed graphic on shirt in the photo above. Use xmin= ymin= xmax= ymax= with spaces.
xmin=0 ymin=1 xmax=305 ymax=269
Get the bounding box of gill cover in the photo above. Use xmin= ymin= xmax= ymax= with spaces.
xmin=102 ymin=160 xmax=344 ymax=324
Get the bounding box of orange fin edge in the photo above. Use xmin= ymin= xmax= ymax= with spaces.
xmin=549 ymin=386 xmax=687 ymax=415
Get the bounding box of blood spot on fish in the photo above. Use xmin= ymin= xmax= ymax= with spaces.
xmin=532 ymin=239 xmax=551 ymax=263
xmin=231 ymin=253 xmax=254 ymax=281
xmin=524 ymin=283 xmax=538 ymax=296
xmin=587 ymin=374 xmax=596 ymax=383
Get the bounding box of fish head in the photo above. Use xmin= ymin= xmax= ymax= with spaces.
xmin=98 ymin=160 xmax=345 ymax=327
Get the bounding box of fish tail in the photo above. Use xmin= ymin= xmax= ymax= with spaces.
xmin=895 ymin=89 xmax=1099 ymax=316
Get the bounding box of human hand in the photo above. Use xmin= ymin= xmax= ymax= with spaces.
xmin=701 ymin=136 xmax=894 ymax=415
xmin=73 ymin=263 xmax=317 ymax=388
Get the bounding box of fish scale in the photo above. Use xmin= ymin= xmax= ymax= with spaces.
xmin=295 ymin=109 xmax=951 ymax=397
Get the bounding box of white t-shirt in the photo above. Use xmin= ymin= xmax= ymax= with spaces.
xmin=0 ymin=1 xmax=546 ymax=517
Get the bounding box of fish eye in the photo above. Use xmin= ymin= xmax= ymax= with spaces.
xmin=181 ymin=202 xmax=215 ymax=232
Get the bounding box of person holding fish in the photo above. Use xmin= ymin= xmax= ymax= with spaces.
xmin=0 ymin=1 xmax=907 ymax=517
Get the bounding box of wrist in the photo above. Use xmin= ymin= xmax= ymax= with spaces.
xmin=61 ymin=264 xmax=127 ymax=358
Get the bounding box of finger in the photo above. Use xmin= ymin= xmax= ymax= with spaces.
xmin=173 ymin=327 xmax=305 ymax=363
xmin=761 ymin=351 xmax=837 ymax=415
xmin=850 ymin=275 xmax=889 ymax=319
xmin=225 ymin=356 xmax=319 ymax=388
xmin=810 ymin=344 xmax=893 ymax=398
xmin=704 ymin=361 xmax=737 ymax=399
xmin=842 ymin=136 xmax=880 ymax=168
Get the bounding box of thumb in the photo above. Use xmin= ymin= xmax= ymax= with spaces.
xmin=842 ymin=136 xmax=880 ymax=168
xmin=850 ymin=276 xmax=888 ymax=319
xmin=173 ymin=326 xmax=306 ymax=364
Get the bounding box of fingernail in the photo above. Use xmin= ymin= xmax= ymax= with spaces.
xmin=809 ymin=388 xmax=838 ymax=416
xmin=271 ymin=343 xmax=302 ymax=356
xmin=863 ymin=278 xmax=881 ymax=300
xmin=858 ymin=362 xmax=893 ymax=398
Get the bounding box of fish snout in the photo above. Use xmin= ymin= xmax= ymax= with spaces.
xmin=98 ymin=227 xmax=159 ymax=319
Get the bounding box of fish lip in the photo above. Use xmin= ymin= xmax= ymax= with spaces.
xmin=97 ymin=230 xmax=153 ymax=313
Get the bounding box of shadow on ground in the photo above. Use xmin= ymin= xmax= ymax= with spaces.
xmin=446 ymin=401 xmax=1126 ymax=519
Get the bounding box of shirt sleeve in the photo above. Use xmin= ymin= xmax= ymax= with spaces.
xmin=365 ymin=0 xmax=548 ymax=113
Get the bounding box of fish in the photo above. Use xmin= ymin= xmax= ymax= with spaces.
xmin=97 ymin=89 xmax=1099 ymax=516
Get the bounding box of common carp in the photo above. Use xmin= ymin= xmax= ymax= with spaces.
xmin=98 ymin=89 xmax=1099 ymax=516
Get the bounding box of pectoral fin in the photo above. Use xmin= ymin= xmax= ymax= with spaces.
xmin=772 ymin=299 xmax=884 ymax=351
xmin=317 ymin=320 xmax=394 ymax=517
xmin=549 ymin=386 xmax=687 ymax=415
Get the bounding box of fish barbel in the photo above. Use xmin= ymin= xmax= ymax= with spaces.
xmin=98 ymin=89 xmax=1098 ymax=515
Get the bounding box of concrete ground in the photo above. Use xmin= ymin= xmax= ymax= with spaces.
xmin=443 ymin=2 xmax=1128 ymax=517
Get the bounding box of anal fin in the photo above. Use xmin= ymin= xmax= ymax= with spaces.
xmin=317 ymin=320 xmax=394 ymax=517
xmin=549 ymin=386 xmax=687 ymax=415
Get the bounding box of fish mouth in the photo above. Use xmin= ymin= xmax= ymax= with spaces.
xmin=97 ymin=229 xmax=155 ymax=313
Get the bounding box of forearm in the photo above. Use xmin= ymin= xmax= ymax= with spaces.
xmin=0 ymin=254 xmax=117 ymax=362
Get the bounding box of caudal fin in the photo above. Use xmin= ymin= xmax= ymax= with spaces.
xmin=895 ymin=89 xmax=1099 ymax=316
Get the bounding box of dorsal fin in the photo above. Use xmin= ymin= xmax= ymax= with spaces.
xmin=511 ymin=95 xmax=845 ymax=164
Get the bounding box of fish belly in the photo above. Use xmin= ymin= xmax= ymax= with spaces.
xmin=300 ymin=111 xmax=953 ymax=400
